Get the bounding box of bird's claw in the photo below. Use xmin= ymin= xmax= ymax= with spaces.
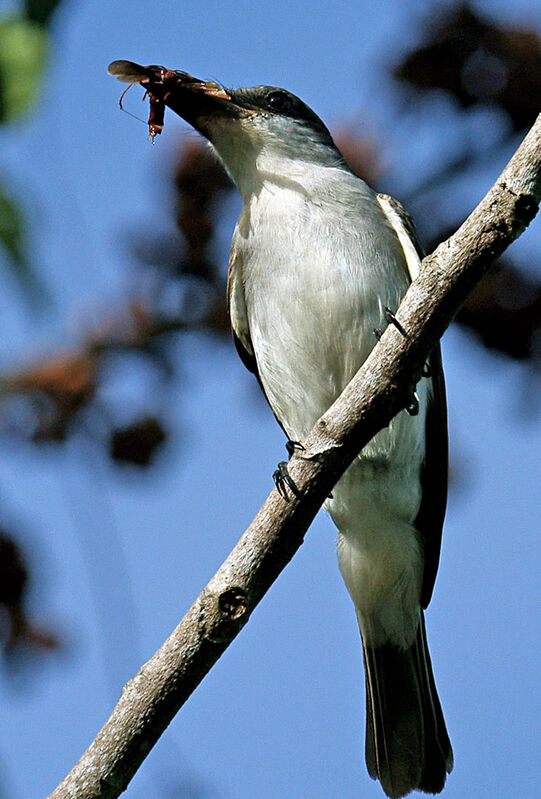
xmin=286 ymin=439 xmax=305 ymax=458
xmin=384 ymin=307 xmax=408 ymax=337
xmin=406 ymin=393 xmax=419 ymax=416
xmin=273 ymin=461 xmax=301 ymax=501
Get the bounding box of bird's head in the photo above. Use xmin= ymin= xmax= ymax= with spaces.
xmin=194 ymin=85 xmax=343 ymax=175
xmin=108 ymin=62 xmax=347 ymax=196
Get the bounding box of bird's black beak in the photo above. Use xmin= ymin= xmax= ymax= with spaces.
xmin=108 ymin=60 xmax=247 ymax=137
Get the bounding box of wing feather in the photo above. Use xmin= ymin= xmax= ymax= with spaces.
xmin=377 ymin=193 xmax=448 ymax=607
xmin=227 ymin=243 xmax=257 ymax=374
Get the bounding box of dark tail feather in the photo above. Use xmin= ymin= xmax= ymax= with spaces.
xmin=362 ymin=612 xmax=453 ymax=798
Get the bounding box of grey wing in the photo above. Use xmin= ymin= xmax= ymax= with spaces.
xmin=377 ymin=193 xmax=448 ymax=608
xmin=417 ymin=346 xmax=448 ymax=608
xmin=227 ymin=243 xmax=257 ymax=375
xmin=227 ymin=241 xmax=292 ymax=440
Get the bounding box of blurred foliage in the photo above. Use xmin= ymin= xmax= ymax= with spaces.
xmin=0 ymin=180 xmax=26 ymax=274
xmin=458 ymin=259 xmax=541 ymax=361
xmin=24 ymin=0 xmax=64 ymax=26
xmin=110 ymin=416 xmax=167 ymax=466
xmin=393 ymin=2 xmax=541 ymax=369
xmin=0 ymin=16 xmax=48 ymax=122
xmin=0 ymin=0 xmax=67 ymax=664
xmin=332 ymin=128 xmax=382 ymax=186
xmin=0 ymin=141 xmax=234 ymax=451
xmin=0 ymin=0 xmax=540 ymax=670
xmin=3 ymin=347 xmax=98 ymax=442
xmin=131 ymin=140 xmax=233 ymax=337
xmin=0 ymin=532 xmax=57 ymax=655
xmin=0 ymin=1 xmax=63 ymax=298
xmin=395 ymin=2 xmax=541 ymax=131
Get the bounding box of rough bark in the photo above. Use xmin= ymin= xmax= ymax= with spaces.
xmin=48 ymin=114 xmax=541 ymax=799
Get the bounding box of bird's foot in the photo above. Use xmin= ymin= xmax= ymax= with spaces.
xmin=273 ymin=461 xmax=301 ymax=501
xmin=274 ymin=440 xmax=304 ymax=500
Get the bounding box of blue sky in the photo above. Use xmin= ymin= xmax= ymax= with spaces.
xmin=1 ymin=1 xmax=540 ymax=798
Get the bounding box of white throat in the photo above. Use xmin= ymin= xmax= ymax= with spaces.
xmin=207 ymin=115 xmax=347 ymax=201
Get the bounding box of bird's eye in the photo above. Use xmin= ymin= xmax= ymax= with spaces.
xmin=265 ymin=90 xmax=292 ymax=113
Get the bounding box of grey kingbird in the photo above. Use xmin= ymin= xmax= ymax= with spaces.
xmin=109 ymin=62 xmax=453 ymax=798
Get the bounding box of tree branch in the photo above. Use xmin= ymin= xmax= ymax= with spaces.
xmin=48 ymin=114 xmax=541 ymax=799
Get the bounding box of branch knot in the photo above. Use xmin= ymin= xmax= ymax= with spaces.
xmin=200 ymin=586 xmax=249 ymax=643
xmin=218 ymin=587 xmax=248 ymax=620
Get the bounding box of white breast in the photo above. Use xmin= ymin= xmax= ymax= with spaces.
xmin=235 ymin=167 xmax=409 ymax=440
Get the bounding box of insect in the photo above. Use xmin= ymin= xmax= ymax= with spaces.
xmin=108 ymin=60 xmax=229 ymax=140
xmin=108 ymin=61 xmax=173 ymax=138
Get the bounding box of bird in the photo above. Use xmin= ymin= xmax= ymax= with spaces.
xmin=109 ymin=62 xmax=453 ymax=798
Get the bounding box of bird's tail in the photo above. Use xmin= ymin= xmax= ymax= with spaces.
xmin=361 ymin=612 xmax=453 ymax=798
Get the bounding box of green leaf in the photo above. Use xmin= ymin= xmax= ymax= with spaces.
xmin=24 ymin=0 xmax=65 ymax=27
xmin=0 ymin=17 xmax=48 ymax=122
